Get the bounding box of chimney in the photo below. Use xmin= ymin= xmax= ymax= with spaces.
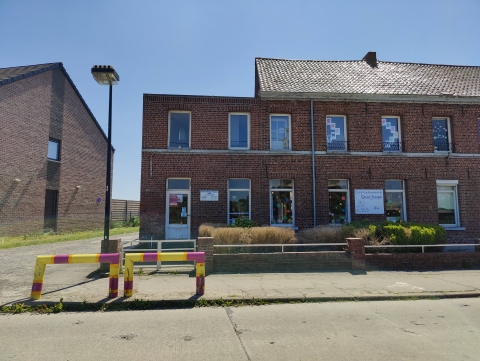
xmin=362 ymin=52 xmax=377 ymax=67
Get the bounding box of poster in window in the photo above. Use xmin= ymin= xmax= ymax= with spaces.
xmin=354 ymin=189 xmax=384 ymax=214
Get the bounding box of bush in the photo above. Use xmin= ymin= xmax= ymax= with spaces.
xmin=383 ymin=224 xmax=408 ymax=245
xmin=198 ymin=224 xmax=294 ymax=245
xmin=296 ymin=226 xmax=344 ymax=244
xmin=230 ymin=218 xmax=259 ymax=228
xmin=409 ymin=225 xmax=435 ymax=245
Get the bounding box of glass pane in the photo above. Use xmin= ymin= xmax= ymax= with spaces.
xmin=385 ymin=191 xmax=404 ymax=222
xmin=328 ymin=179 xmax=348 ymax=190
xmin=271 ymin=116 xmax=289 ymax=150
xmin=48 ymin=140 xmax=59 ymax=160
xmin=271 ymin=191 xmax=293 ymax=224
xmin=329 ymin=191 xmax=348 ymax=224
xmin=433 ymin=119 xmax=448 ymax=149
xmin=270 ymin=179 xmax=293 ymax=189
xmin=437 ymin=190 xmax=455 ymax=224
xmin=385 ymin=180 xmax=403 ymax=190
xmin=229 ymin=190 xmax=250 ymax=223
xmin=169 ymin=113 xmax=190 ymax=148
xmin=381 ymin=117 xmax=399 ymax=148
xmin=228 ymin=179 xmax=250 ymax=189
xmin=230 ymin=114 xmax=248 ymax=148
xmin=168 ymin=194 xmax=188 ymax=225
xmin=326 ymin=116 xmax=346 ymax=150
xmin=167 ymin=179 xmax=190 ymax=190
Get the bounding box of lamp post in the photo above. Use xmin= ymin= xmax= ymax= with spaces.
xmin=91 ymin=65 xmax=120 ymax=252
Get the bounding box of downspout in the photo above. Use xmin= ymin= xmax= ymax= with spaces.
xmin=311 ymin=99 xmax=316 ymax=227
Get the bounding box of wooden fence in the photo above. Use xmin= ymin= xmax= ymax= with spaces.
xmin=111 ymin=199 xmax=140 ymax=222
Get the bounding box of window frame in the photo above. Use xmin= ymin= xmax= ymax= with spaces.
xmin=168 ymin=111 xmax=191 ymax=149
xmin=47 ymin=138 xmax=60 ymax=161
xmin=436 ymin=180 xmax=460 ymax=227
xmin=228 ymin=113 xmax=250 ymax=150
xmin=432 ymin=117 xmax=452 ymax=153
xmin=385 ymin=180 xmax=407 ymax=222
xmin=381 ymin=116 xmax=402 ymax=152
xmin=326 ymin=115 xmax=347 ymax=152
xmin=227 ymin=179 xmax=251 ymax=224
xmin=270 ymin=114 xmax=292 ymax=151
xmin=269 ymin=179 xmax=294 ymax=226
xmin=328 ymin=179 xmax=351 ymax=224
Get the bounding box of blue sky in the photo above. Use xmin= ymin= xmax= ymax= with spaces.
xmin=1 ymin=0 xmax=479 ymax=200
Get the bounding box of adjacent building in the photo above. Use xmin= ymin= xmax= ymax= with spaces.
xmin=0 ymin=63 xmax=112 ymax=236
xmin=140 ymin=52 xmax=480 ymax=242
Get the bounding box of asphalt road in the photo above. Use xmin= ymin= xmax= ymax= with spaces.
xmin=1 ymin=298 xmax=479 ymax=361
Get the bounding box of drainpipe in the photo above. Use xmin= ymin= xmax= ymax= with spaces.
xmin=311 ymin=99 xmax=316 ymax=227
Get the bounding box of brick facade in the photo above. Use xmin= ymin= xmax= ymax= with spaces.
xmin=0 ymin=65 xmax=110 ymax=236
xmin=141 ymin=93 xmax=480 ymax=243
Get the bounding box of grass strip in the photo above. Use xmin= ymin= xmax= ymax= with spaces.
xmin=0 ymin=227 xmax=139 ymax=250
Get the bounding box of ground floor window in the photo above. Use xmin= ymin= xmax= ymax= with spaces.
xmin=385 ymin=180 xmax=406 ymax=222
xmin=270 ymin=179 xmax=294 ymax=225
xmin=328 ymin=179 xmax=349 ymax=224
xmin=228 ymin=179 xmax=250 ymax=224
xmin=436 ymin=180 xmax=459 ymax=227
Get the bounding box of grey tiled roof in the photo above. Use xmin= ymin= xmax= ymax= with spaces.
xmin=255 ymin=58 xmax=480 ymax=98
xmin=0 ymin=63 xmax=59 ymax=85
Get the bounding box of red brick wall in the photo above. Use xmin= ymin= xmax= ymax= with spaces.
xmin=141 ymin=95 xmax=480 ymax=242
xmin=0 ymin=68 xmax=109 ymax=236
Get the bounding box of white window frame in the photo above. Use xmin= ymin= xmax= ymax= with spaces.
xmin=381 ymin=116 xmax=402 ymax=152
xmin=432 ymin=117 xmax=452 ymax=153
xmin=227 ymin=179 xmax=251 ymax=224
xmin=328 ymin=179 xmax=351 ymax=224
xmin=228 ymin=113 xmax=250 ymax=150
xmin=436 ymin=180 xmax=460 ymax=227
xmin=168 ymin=111 xmax=191 ymax=149
xmin=48 ymin=139 xmax=60 ymax=161
xmin=269 ymin=179 xmax=294 ymax=226
xmin=270 ymin=114 xmax=291 ymax=151
xmin=385 ymin=180 xmax=407 ymax=222
xmin=326 ymin=115 xmax=347 ymax=152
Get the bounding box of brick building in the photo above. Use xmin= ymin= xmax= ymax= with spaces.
xmin=140 ymin=52 xmax=480 ymax=242
xmin=0 ymin=63 xmax=112 ymax=236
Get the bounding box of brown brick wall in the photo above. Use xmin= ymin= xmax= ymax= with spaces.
xmin=0 ymin=68 xmax=109 ymax=236
xmin=141 ymin=95 xmax=480 ymax=242
xmin=366 ymin=253 xmax=480 ymax=270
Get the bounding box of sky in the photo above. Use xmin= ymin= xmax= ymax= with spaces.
xmin=1 ymin=0 xmax=479 ymax=201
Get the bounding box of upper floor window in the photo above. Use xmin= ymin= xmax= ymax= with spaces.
xmin=270 ymin=115 xmax=291 ymax=150
xmin=328 ymin=179 xmax=350 ymax=224
xmin=48 ymin=139 xmax=60 ymax=161
xmin=382 ymin=116 xmax=401 ymax=152
xmin=270 ymin=179 xmax=294 ymax=225
xmin=385 ymin=180 xmax=406 ymax=222
xmin=228 ymin=179 xmax=250 ymax=224
xmin=326 ymin=116 xmax=347 ymax=151
xmin=169 ymin=111 xmax=190 ymax=149
xmin=229 ymin=113 xmax=250 ymax=149
xmin=432 ymin=117 xmax=452 ymax=152
xmin=436 ymin=180 xmax=460 ymax=227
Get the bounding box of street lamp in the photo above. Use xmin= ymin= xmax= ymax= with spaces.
xmin=91 ymin=65 xmax=120 ymax=251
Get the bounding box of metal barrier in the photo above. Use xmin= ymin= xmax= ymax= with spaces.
xmin=124 ymin=252 xmax=205 ymax=297
xmin=213 ymin=243 xmax=347 ymax=253
xmin=30 ymin=253 xmax=120 ymax=300
xmin=123 ymin=239 xmax=196 ymax=270
xmin=365 ymin=244 xmax=477 ymax=253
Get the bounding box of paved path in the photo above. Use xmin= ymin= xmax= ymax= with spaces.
xmin=1 ymin=233 xmax=480 ymax=306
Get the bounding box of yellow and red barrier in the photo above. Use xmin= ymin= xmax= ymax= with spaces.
xmin=30 ymin=253 xmax=120 ymax=300
xmin=124 ymin=252 xmax=205 ymax=297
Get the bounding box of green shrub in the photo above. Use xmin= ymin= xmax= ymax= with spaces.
xmin=409 ymin=225 xmax=435 ymax=245
xmin=383 ymin=224 xmax=408 ymax=245
xmin=230 ymin=218 xmax=259 ymax=228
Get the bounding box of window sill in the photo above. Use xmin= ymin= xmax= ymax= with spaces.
xmin=441 ymin=226 xmax=466 ymax=231
xmin=47 ymin=159 xmax=61 ymax=163
xmin=271 ymin=224 xmax=298 ymax=230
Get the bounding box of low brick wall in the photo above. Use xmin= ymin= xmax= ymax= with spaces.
xmin=213 ymin=252 xmax=351 ymax=273
xmin=366 ymin=252 xmax=480 ymax=270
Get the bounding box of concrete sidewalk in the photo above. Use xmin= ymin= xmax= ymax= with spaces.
xmin=1 ymin=233 xmax=480 ymax=306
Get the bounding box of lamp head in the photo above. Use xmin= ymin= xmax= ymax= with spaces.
xmin=91 ymin=65 xmax=120 ymax=85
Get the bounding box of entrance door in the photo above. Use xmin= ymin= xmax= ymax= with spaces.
xmin=166 ymin=190 xmax=190 ymax=239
